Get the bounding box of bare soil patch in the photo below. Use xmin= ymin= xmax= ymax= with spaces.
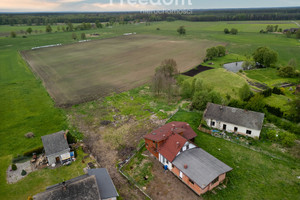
xmin=22 ymin=34 xmax=221 ymax=107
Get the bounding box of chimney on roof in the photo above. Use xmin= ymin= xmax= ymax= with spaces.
xmin=163 ymin=134 xmax=166 ymax=139
xmin=64 ymin=130 xmax=68 ymax=141
xmin=171 ymin=124 xmax=175 ymax=133
xmin=62 ymin=181 xmax=66 ymax=191
xmin=176 ymin=142 xmax=180 ymax=149
xmin=184 ymin=164 xmax=188 ymax=169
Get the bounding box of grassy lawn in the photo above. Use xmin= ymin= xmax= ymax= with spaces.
xmin=193 ymin=68 xmax=248 ymax=99
xmin=245 ymin=68 xmax=299 ymax=86
xmin=264 ymin=94 xmax=291 ymax=112
xmin=168 ymin=110 xmax=300 ymax=200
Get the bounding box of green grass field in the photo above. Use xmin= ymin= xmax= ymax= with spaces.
xmin=0 ymin=20 xmax=299 ymax=199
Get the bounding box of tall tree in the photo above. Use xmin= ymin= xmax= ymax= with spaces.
xmin=177 ymin=26 xmax=186 ymax=35
xmin=230 ymin=28 xmax=238 ymax=35
xmin=216 ymin=46 xmax=226 ymax=57
xmin=10 ymin=31 xmax=16 ymax=38
xmin=206 ymin=47 xmax=218 ymax=60
xmin=72 ymin=32 xmax=77 ymax=40
xmin=252 ymin=47 xmax=278 ymax=67
xmin=45 ymin=25 xmax=52 ymax=33
xmin=26 ymin=27 xmax=32 ymax=34
xmin=239 ymin=83 xmax=252 ymax=101
xmin=296 ymin=29 xmax=300 ymax=39
xmin=81 ymin=33 xmax=86 ymax=40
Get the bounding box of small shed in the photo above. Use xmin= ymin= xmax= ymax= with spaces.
xmin=41 ymin=131 xmax=70 ymax=165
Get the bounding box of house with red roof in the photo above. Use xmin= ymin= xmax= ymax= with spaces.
xmin=144 ymin=122 xmax=232 ymax=195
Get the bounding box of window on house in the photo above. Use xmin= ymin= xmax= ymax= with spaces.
xmin=246 ymin=130 xmax=252 ymax=135
xmin=189 ymin=179 xmax=194 ymax=185
xmin=186 ymin=144 xmax=189 ymax=150
xmin=211 ymin=121 xmax=215 ymax=126
xmin=234 ymin=127 xmax=238 ymax=132
xmin=212 ymin=177 xmax=219 ymax=185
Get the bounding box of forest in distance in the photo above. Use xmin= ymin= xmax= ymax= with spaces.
xmin=1 ymin=7 xmax=300 ymax=25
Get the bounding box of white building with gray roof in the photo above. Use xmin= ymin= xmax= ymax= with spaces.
xmin=41 ymin=130 xmax=70 ymax=165
xmin=204 ymin=103 xmax=265 ymax=138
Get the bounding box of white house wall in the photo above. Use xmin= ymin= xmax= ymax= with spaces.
xmin=205 ymin=118 xmax=261 ymax=138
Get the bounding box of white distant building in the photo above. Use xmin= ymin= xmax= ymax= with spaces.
xmin=203 ymin=103 xmax=265 ymax=138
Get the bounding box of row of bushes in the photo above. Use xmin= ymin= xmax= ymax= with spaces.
xmin=266 ymin=130 xmax=296 ymax=147
xmin=23 ymin=145 xmax=44 ymax=157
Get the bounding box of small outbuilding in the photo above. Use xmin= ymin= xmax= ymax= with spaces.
xmin=41 ymin=130 xmax=70 ymax=165
xmin=203 ymin=103 xmax=265 ymax=138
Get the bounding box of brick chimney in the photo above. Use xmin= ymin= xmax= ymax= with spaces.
xmin=184 ymin=164 xmax=188 ymax=169
xmin=176 ymin=141 xmax=180 ymax=149
xmin=64 ymin=130 xmax=69 ymax=140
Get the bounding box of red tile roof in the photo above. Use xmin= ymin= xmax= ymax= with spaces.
xmin=158 ymin=133 xmax=187 ymax=162
xmin=144 ymin=122 xmax=197 ymax=142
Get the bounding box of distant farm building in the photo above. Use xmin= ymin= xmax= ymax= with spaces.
xmin=203 ymin=103 xmax=265 ymax=138
xmin=283 ymin=28 xmax=299 ymax=33
xmin=33 ymin=168 xmax=118 ymax=200
xmin=41 ymin=131 xmax=70 ymax=166
xmin=144 ymin=122 xmax=232 ymax=195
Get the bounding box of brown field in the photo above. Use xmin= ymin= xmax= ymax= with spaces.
xmin=22 ymin=34 xmax=220 ymax=107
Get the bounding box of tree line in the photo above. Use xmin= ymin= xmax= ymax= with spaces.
xmin=1 ymin=7 xmax=300 ymax=26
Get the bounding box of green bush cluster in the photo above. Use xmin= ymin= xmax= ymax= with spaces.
xmin=266 ymin=130 xmax=296 ymax=147
xmin=21 ymin=170 xmax=27 ymax=176
xmin=11 ymin=164 xmax=17 ymax=171
xmin=23 ymin=146 xmax=44 ymax=157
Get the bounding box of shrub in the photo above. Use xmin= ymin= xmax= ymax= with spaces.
xmin=262 ymin=88 xmax=272 ymax=97
xmin=265 ymin=105 xmax=283 ymax=117
xmin=224 ymin=28 xmax=230 ymax=34
xmin=266 ymin=130 xmax=278 ymax=141
xmin=272 ymin=87 xmax=284 ymax=95
xmin=67 ymin=132 xmax=77 ymax=144
xmin=27 ymin=196 xmax=33 ymax=200
xmin=11 ymin=164 xmax=17 ymax=171
xmin=23 ymin=146 xmax=44 ymax=157
xmin=21 ymin=170 xmax=27 ymax=176
xmin=230 ymin=28 xmax=238 ymax=35
xmin=278 ymin=65 xmax=296 ymax=77
xmin=279 ymin=132 xmax=296 ymax=147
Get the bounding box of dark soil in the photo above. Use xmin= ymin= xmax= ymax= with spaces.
xmin=182 ymin=65 xmax=214 ymax=77
xmin=247 ymin=80 xmax=269 ymax=90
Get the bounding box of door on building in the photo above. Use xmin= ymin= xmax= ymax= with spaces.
xmin=179 ymin=171 xmax=183 ymax=179
xmin=223 ymin=124 xmax=227 ymax=130
xmin=55 ymin=157 xmax=60 ymax=163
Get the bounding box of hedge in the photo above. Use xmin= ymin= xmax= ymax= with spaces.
xmin=23 ymin=145 xmax=44 ymax=157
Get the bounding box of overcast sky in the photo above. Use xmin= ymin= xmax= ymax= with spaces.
xmin=0 ymin=0 xmax=300 ymax=12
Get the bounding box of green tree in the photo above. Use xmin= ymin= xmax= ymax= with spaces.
xmin=57 ymin=26 xmax=61 ymax=31
xmin=67 ymin=22 xmax=73 ymax=31
xmin=224 ymin=28 xmax=230 ymax=34
xmin=239 ymin=83 xmax=252 ymax=101
xmin=278 ymin=65 xmax=295 ymax=77
xmin=206 ymin=47 xmax=218 ymax=60
xmin=45 ymin=25 xmax=52 ymax=33
xmin=252 ymin=47 xmax=278 ymax=67
xmin=192 ymin=91 xmax=222 ymax=110
xmin=10 ymin=31 xmax=16 ymax=38
xmin=287 ymin=94 xmax=300 ymax=122
xmin=177 ymin=26 xmax=186 ymax=35
xmin=216 ymin=46 xmax=226 ymax=57
xmin=95 ymin=20 xmax=103 ymax=28
xmin=230 ymin=28 xmax=238 ymax=35
xmin=246 ymin=94 xmax=265 ymax=112
xmin=72 ymin=32 xmax=77 ymax=40
xmin=81 ymin=33 xmax=86 ymax=40
xmin=26 ymin=27 xmax=32 ymax=34
xmin=181 ymin=80 xmax=193 ymax=99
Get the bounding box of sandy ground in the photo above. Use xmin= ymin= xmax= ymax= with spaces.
xmin=6 ymin=161 xmax=37 ymax=184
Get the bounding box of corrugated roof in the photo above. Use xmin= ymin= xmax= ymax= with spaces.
xmin=88 ymin=168 xmax=119 ymax=199
xmin=158 ymin=133 xmax=187 ymax=162
xmin=144 ymin=122 xmax=197 ymax=142
xmin=33 ymin=174 xmax=101 ymax=200
xmin=41 ymin=131 xmax=69 ymax=156
xmin=204 ymin=103 xmax=265 ymax=130
xmin=172 ymin=148 xmax=232 ymax=189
